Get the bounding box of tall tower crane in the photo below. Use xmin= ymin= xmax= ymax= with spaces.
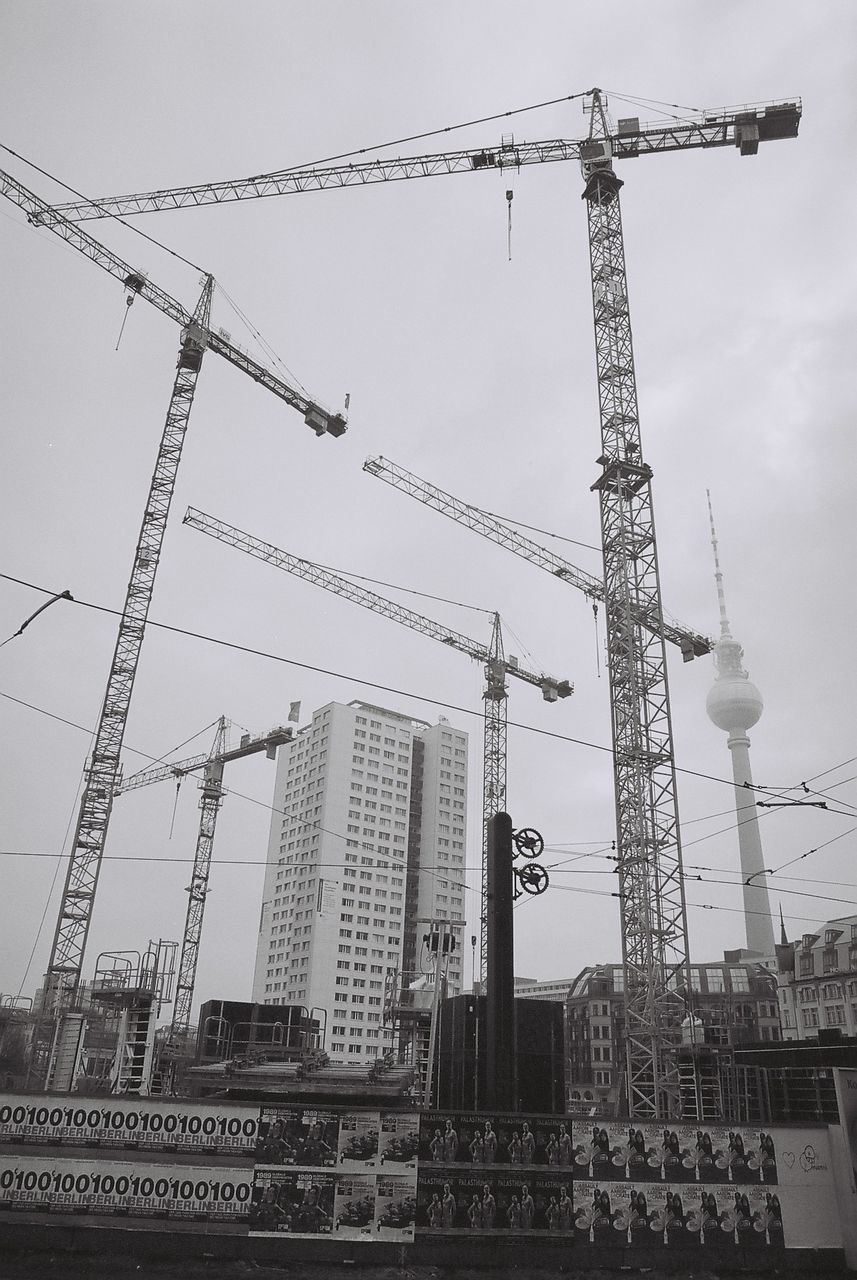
xmin=363 ymin=455 xmax=711 ymax=661
xmin=21 ymin=92 xmax=801 ymax=1115
xmin=181 ymin=506 xmax=572 ymax=981
xmin=116 ymin=718 xmax=294 ymax=1038
xmin=0 ymin=168 xmax=346 ymax=1077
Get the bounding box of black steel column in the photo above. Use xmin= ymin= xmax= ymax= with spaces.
xmin=486 ymin=812 xmax=515 ymax=1110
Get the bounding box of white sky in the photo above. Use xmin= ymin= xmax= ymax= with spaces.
xmin=1 ymin=2 xmax=855 ymax=1015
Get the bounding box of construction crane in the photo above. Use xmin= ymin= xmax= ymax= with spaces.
xmin=116 ymin=718 xmax=294 ymax=1038
xmin=0 ymin=168 xmax=345 ymax=1085
xmin=23 ymin=92 xmax=801 ymax=1116
xmin=181 ymin=506 xmax=572 ymax=983
xmin=48 ymin=99 xmax=800 ymax=222
xmin=0 ymin=168 xmax=347 ymax=437
xmin=363 ymin=455 xmax=711 ymax=661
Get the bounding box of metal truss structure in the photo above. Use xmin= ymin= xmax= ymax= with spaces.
xmin=582 ymin=90 xmax=692 ymax=1116
xmin=182 ymin=508 xmax=572 ymax=982
xmin=43 ymin=279 xmax=214 ymax=1011
xmin=115 ymin=718 xmax=294 ymax=1034
xmin=0 ymin=168 xmax=345 ymax=1023
xmin=4 ymin=89 xmax=800 ymax=1110
xmin=51 ymin=99 xmax=800 ymax=222
xmin=362 ymin=456 xmax=711 ymax=660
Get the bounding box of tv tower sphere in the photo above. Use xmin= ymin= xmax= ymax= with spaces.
xmin=706 ymin=637 xmax=764 ymax=734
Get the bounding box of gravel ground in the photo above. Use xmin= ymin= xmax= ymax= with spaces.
xmin=0 ymin=1262 xmax=849 ymax=1280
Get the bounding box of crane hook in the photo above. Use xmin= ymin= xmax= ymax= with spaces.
xmin=506 ymin=189 xmax=514 ymax=262
xmin=116 ymin=272 xmax=146 ymax=350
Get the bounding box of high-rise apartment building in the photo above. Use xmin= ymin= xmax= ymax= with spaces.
xmin=251 ymin=700 xmax=468 ymax=1062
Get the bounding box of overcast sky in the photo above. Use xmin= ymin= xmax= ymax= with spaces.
xmin=1 ymin=2 xmax=855 ymax=1016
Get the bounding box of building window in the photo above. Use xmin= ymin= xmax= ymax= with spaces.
xmin=799 ymin=955 xmax=814 ymax=977
xmin=802 ymin=1008 xmax=819 ymax=1028
xmin=826 ymin=1005 xmax=846 ymax=1026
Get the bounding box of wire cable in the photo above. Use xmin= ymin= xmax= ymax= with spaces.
xmin=259 ymin=91 xmax=591 ymax=181
xmin=0 ymin=143 xmax=205 ymax=274
xmin=3 ymin=571 xmax=856 ymax=810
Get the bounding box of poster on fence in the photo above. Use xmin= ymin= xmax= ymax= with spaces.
xmin=374 ymin=1172 xmax=417 ymax=1239
xmin=254 ymin=1106 xmax=339 ymax=1167
xmin=378 ymin=1112 xmax=419 ymax=1169
xmin=572 ymin=1121 xmax=777 ymax=1185
xmin=0 ymin=1153 xmax=251 ymax=1221
xmin=336 ymin=1113 xmax=379 ymax=1169
xmin=332 ymin=1174 xmax=376 ymax=1238
xmin=0 ymin=1094 xmax=258 ymax=1158
xmin=418 ymin=1112 xmax=573 ymax=1168
xmin=248 ymin=1167 xmax=335 ymax=1236
xmin=416 ymin=1167 xmax=573 ymax=1234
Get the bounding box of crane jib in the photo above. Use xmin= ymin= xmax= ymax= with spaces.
xmin=45 ymin=100 xmax=801 ymax=222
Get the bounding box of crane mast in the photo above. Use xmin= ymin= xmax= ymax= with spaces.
xmin=0 ymin=166 xmax=346 ymax=1062
xmin=181 ymin=508 xmax=571 ymax=982
xmin=43 ymin=278 xmax=215 ymax=1026
xmin=173 ymin=716 xmax=228 ymax=1038
xmin=582 ymin=89 xmax=691 ymax=1117
xmin=115 ymin=718 xmax=295 ymax=1037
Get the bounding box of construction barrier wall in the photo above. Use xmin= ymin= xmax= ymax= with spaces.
xmin=0 ymin=1093 xmax=848 ymax=1259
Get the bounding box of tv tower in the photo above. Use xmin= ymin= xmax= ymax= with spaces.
xmin=705 ymin=493 xmax=775 ymax=955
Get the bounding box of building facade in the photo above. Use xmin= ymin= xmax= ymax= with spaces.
xmin=251 ymin=701 xmax=468 ymax=1062
xmin=776 ymin=914 xmax=857 ymax=1040
xmin=513 ymin=976 xmax=577 ymax=1002
xmin=565 ymin=960 xmax=781 ymax=1111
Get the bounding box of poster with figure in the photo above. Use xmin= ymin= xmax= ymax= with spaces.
xmin=416 ymin=1168 xmax=573 ymax=1235
xmin=574 ymin=1121 xmax=777 ymax=1186
xmin=416 ymin=1170 xmax=462 ymax=1230
xmin=332 ymin=1174 xmax=375 ymax=1239
xmin=418 ymin=1113 xmax=461 ymax=1164
xmin=419 ymin=1113 xmax=499 ymax=1165
xmin=336 ymin=1113 xmax=379 ymax=1169
xmin=255 ymin=1107 xmax=338 ymax=1168
xmin=374 ymin=1172 xmax=417 ymax=1240
xmin=493 ymin=1115 xmax=562 ymax=1167
xmin=573 ymin=1183 xmax=616 ymax=1246
xmin=377 ymin=1113 xmax=419 ymax=1169
xmin=495 ymin=1173 xmax=572 ymax=1233
xmin=248 ymin=1168 xmax=335 ymax=1236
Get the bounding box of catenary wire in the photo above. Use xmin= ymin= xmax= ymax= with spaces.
xmin=0 ymin=143 xmax=204 ymax=274
xmin=6 ymin=570 xmax=853 ymax=807
xmin=2 ymin=677 xmax=854 ymax=887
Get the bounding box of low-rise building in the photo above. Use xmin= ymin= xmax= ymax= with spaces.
xmin=565 ymin=959 xmax=781 ymax=1114
xmin=776 ymin=914 xmax=857 ymax=1040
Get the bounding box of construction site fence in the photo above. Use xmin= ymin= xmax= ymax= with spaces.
xmin=0 ymin=1087 xmax=855 ymax=1264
